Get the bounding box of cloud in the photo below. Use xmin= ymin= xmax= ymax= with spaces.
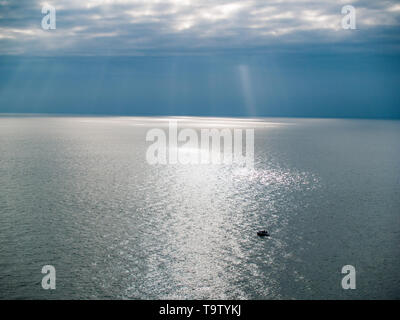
xmin=0 ymin=0 xmax=399 ymax=55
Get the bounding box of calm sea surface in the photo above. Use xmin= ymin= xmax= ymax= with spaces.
xmin=0 ymin=116 xmax=399 ymax=299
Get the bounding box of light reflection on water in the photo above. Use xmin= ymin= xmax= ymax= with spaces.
xmin=141 ymin=163 xmax=318 ymax=299
xmin=0 ymin=116 xmax=399 ymax=299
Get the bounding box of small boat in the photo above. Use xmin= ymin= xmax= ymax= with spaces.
xmin=257 ymin=230 xmax=270 ymax=237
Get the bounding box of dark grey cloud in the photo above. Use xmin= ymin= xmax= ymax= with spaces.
xmin=0 ymin=0 xmax=399 ymax=55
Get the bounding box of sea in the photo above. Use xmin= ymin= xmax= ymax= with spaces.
xmin=0 ymin=115 xmax=399 ymax=299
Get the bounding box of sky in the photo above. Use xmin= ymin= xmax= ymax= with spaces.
xmin=0 ymin=0 xmax=399 ymax=118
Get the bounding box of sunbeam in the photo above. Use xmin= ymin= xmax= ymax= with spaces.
xmin=238 ymin=65 xmax=256 ymax=117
